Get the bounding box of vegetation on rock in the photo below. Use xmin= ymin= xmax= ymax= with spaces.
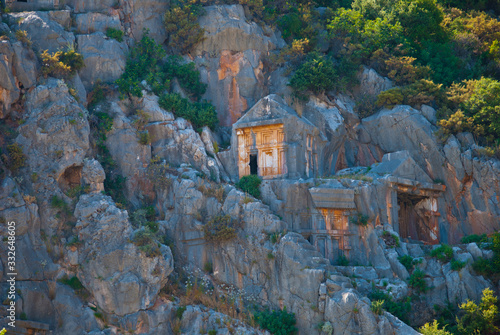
xmin=236 ymin=175 xmax=262 ymax=199
xmin=253 ymin=307 xmax=298 ymax=335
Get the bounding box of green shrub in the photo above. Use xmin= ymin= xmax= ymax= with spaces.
xmin=106 ymin=27 xmax=124 ymax=42
xmin=420 ymin=320 xmax=453 ymax=335
xmin=204 ymin=261 xmax=213 ymax=273
xmin=138 ymin=131 xmax=150 ymax=145
xmin=451 ymin=259 xmax=467 ymax=271
xmin=163 ymin=56 xmax=207 ymax=99
xmin=41 ymin=49 xmax=84 ymax=78
xmin=254 ymin=307 xmax=298 ymax=335
xmin=349 ymin=213 xmax=369 ymax=226
xmin=202 ymin=215 xmax=237 ymax=243
xmin=164 ymin=4 xmax=205 ymax=54
xmin=381 ymin=231 xmax=400 ymax=248
xmin=369 ymin=289 xmax=411 ymax=323
xmin=176 ymin=306 xmax=187 ymax=319
xmin=2 ymin=143 xmax=26 ymax=172
xmin=158 ymin=93 xmax=218 ymax=131
xmin=236 ymin=175 xmax=262 ymax=199
xmin=371 ymin=300 xmax=384 ymax=315
xmin=146 ymin=156 xmax=174 ymax=189
xmin=132 ymin=229 xmax=161 ymax=257
xmin=58 ymin=275 xmax=84 ymax=290
xmin=338 ymin=254 xmax=349 ymax=266
xmin=457 ymin=288 xmax=500 ymax=335
xmin=431 ymin=244 xmax=454 ymax=263
xmin=408 ymin=268 xmax=428 ymax=293
xmin=116 ymin=30 xmax=166 ymax=97
xmin=461 ymin=234 xmax=488 ymax=245
xmin=472 ymin=257 xmax=495 ymax=277
xmin=58 ymin=48 xmax=85 ymax=74
xmin=15 ymin=30 xmax=31 ymax=46
xmin=398 ymin=255 xmax=415 ymax=272
xmin=289 ymin=53 xmax=338 ymax=96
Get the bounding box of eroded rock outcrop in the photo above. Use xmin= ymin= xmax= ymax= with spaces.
xmin=74 ymin=193 xmax=173 ymax=316
xmin=193 ymin=5 xmax=286 ymax=127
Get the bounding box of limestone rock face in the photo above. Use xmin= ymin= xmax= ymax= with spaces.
xmin=362 ymin=105 xmax=500 ymax=242
xmin=74 ymin=193 xmax=173 ymax=316
xmin=121 ymin=0 xmax=170 ymax=44
xmin=324 ymin=289 xmax=419 ymax=335
xmin=81 ymin=158 xmax=105 ymax=192
xmin=193 ymin=5 xmax=286 ymax=127
xmin=65 ymin=0 xmax=117 ymax=13
xmin=6 ymin=11 xmax=75 ymax=53
xmin=12 ymin=41 xmax=38 ymax=90
xmin=76 ymin=32 xmax=128 ymax=89
xmin=75 ymin=12 xmax=122 ymax=34
xmin=0 ymin=40 xmax=20 ymax=118
xmin=357 ymin=66 xmax=393 ymax=96
xmin=0 ymin=39 xmax=38 ymax=118
xmin=17 ymin=78 xmax=90 ymax=179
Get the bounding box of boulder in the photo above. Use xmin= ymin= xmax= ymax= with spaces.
xmin=74 ymin=193 xmax=173 ymax=316
xmin=357 ymin=67 xmax=393 ymax=96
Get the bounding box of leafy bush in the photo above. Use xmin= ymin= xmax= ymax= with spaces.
xmin=116 ymin=30 xmax=166 ymax=97
xmin=202 ymin=215 xmax=237 ymax=243
xmin=138 ymin=131 xmax=150 ymax=145
xmin=132 ymin=229 xmax=161 ymax=257
xmin=349 ymin=213 xmax=369 ymax=226
xmin=420 ymin=320 xmax=453 ymax=335
xmin=461 ymin=234 xmax=488 ymax=244
xmin=431 ymin=244 xmax=454 ymax=263
xmin=58 ymin=275 xmax=84 ymax=290
xmin=451 ymin=259 xmax=467 ymax=271
xmin=409 ymin=268 xmax=428 ymax=293
xmin=472 ymin=257 xmax=495 ymax=277
xmin=58 ymin=48 xmax=85 ymax=74
xmin=384 ymin=56 xmax=431 ymax=86
xmin=398 ymin=255 xmax=416 ymax=272
xmin=254 ymin=307 xmax=298 ymax=335
xmin=158 ymin=93 xmax=218 ymax=131
xmin=163 ymin=56 xmax=207 ymax=99
xmin=371 ymin=300 xmax=384 ymax=315
xmin=2 ymin=143 xmax=26 ymax=172
xmin=369 ymin=289 xmax=411 ymax=323
xmin=106 ymin=27 xmax=124 ymax=42
xmin=236 ymin=175 xmax=262 ymax=199
xmin=381 ymin=231 xmax=400 ymax=248
xmin=457 ymin=288 xmax=500 ymax=335
xmin=41 ymin=49 xmax=84 ymax=78
xmin=164 ymin=4 xmax=205 ymax=54
xmin=289 ymin=53 xmax=338 ymax=96
xmin=15 ymin=30 xmax=31 ymax=46
xmin=146 ymin=156 xmax=174 ymax=189
xmin=338 ymin=254 xmax=349 ymax=266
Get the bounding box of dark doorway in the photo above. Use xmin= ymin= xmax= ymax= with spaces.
xmin=249 ymin=154 xmax=258 ymax=175
xmin=398 ymin=193 xmax=430 ymax=242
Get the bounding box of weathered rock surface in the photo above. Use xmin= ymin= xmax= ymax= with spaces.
xmin=357 ymin=66 xmax=393 ymax=96
xmin=76 ymin=32 xmax=128 ymax=89
xmin=0 ymin=40 xmax=20 ymax=118
xmin=121 ymin=0 xmax=170 ymax=44
xmin=74 ymin=193 xmax=173 ymax=316
xmin=75 ymin=12 xmax=122 ymax=34
xmin=7 ymin=11 xmax=75 ymax=53
xmin=193 ymin=5 xmax=286 ymax=127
